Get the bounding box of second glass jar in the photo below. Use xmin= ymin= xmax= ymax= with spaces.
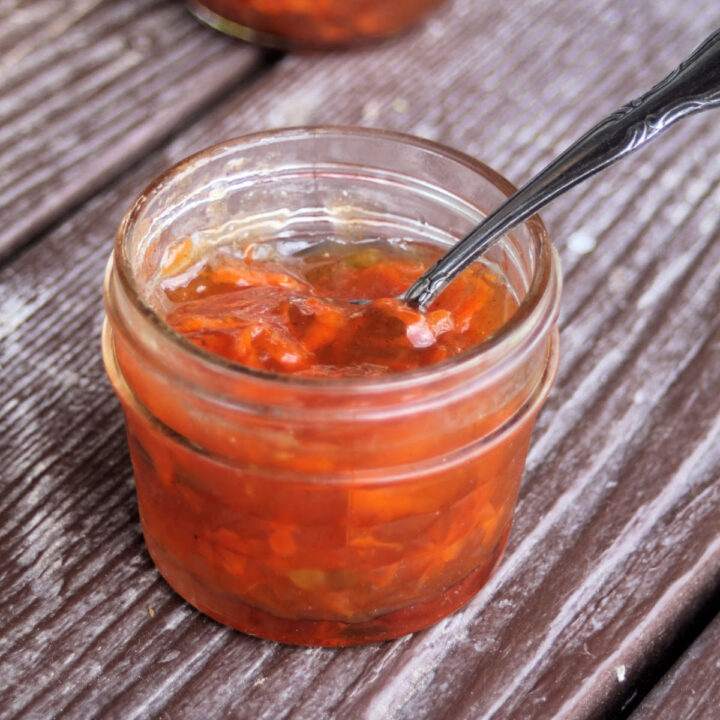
xmin=188 ymin=0 xmax=448 ymax=48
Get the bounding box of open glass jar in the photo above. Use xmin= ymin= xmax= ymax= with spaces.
xmin=188 ymin=0 xmax=447 ymax=48
xmin=102 ymin=127 xmax=561 ymax=646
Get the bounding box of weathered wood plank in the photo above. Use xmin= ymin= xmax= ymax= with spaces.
xmin=2 ymin=0 xmax=720 ymax=718
xmin=0 ymin=0 xmax=261 ymax=261
xmin=631 ymin=613 xmax=720 ymax=719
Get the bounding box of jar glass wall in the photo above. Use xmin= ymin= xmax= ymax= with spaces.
xmin=102 ymin=127 xmax=561 ymax=646
xmin=188 ymin=0 xmax=448 ymax=48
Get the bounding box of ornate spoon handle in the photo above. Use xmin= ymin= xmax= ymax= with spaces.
xmin=404 ymin=27 xmax=720 ymax=309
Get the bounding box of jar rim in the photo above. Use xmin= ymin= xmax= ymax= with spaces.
xmin=114 ymin=125 xmax=559 ymax=392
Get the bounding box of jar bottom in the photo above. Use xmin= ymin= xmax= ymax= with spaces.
xmin=143 ymin=525 xmax=511 ymax=646
xmin=186 ymin=0 xmax=438 ymax=50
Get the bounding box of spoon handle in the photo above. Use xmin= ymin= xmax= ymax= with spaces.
xmin=404 ymin=27 xmax=720 ymax=309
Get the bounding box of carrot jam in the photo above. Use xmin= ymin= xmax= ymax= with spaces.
xmin=157 ymin=237 xmax=517 ymax=376
xmin=112 ymin=235 xmax=543 ymax=646
xmin=192 ymin=0 xmax=447 ymax=48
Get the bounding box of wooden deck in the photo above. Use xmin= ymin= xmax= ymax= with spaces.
xmin=2 ymin=1 xmax=719 ymax=718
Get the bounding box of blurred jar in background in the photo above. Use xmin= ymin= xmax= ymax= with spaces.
xmin=188 ymin=0 xmax=448 ymax=49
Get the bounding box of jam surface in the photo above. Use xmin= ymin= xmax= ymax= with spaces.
xmin=156 ymin=236 xmax=518 ymax=376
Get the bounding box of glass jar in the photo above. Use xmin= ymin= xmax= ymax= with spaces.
xmin=102 ymin=127 xmax=561 ymax=646
xmin=188 ymin=0 xmax=447 ymax=48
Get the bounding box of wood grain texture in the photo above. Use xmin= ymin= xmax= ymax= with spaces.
xmin=0 ymin=0 xmax=260 ymax=261
xmin=631 ymin=613 xmax=720 ymax=719
xmin=2 ymin=0 xmax=720 ymax=718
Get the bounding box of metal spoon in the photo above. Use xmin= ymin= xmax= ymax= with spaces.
xmin=400 ymin=27 xmax=720 ymax=310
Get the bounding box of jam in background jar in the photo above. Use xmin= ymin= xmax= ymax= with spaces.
xmin=188 ymin=0 xmax=448 ymax=48
xmin=102 ymin=128 xmax=561 ymax=646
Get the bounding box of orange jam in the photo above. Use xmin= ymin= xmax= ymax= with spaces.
xmin=157 ymin=237 xmax=518 ymax=376
xmin=190 ymin=0 xmax=447 ymax=48
xmin=106 ymin=235 xmax=539 ymax=645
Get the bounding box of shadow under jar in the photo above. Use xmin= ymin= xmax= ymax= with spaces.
xmin=188 ymin=0 xmax=447 ymax=48
xmin=102 ymin=127 xmax=562 ymax=646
